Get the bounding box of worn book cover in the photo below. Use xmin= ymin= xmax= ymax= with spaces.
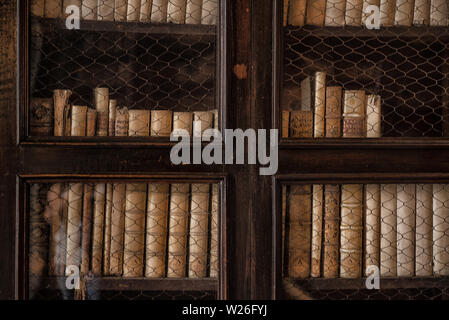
xmin=323 ymin=184 xmax=340 ymax=278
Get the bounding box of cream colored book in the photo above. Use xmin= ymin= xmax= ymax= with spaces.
xmin=366 ymin=95 xmax=381 ymax=138
xmin=186 ymin=0 xmax=203 ymax=24
xmin=325 ymin=0 xmax=346 ymax=26
xmin=86 ymin=109 xmax=97 ymax=136
xmin=82 ymin=0 xmax=98 ymax=20
xmin=430 ymin=0 xmax=448 ymax=25
xmin=151 ymin=110 xmax=173 ymax=137
xmin=313 ymin=72 xmax=326 ymax=138
xmin=103 ymin=183 xmax=113 ymax=275
xmin=396 ymin=184 xmax=415 ymax=276
xmin=173 ymin=112 xmax=193 ymax=136
xmin=80 ymin=184 xmax=93 ymax=274
xmin=413 ymin=0 xmax=430 ymax=25
xmin=32 ymin=0 xmax=45 ymax=16
xmin=288 ymin=0 xmax=306 ymax=26
xmin=415 ymin=184 xmax=433 ymax=276
xmin=53 ymin=89 xmax=72 ymax=137
xmin=140 ymin=0 xmax=153 ymax=21
xmin=362 ymin=0 xmax=381 ymax=25
xmin=115 ymin=107 xmax=129 ymax=136
xmin=394 ymin=0 xmax=414 ymax=25
xmin=201 ymin=0 xmax=217 ymax=25
xmin=114 ymin=0 xmax=128 ymax=21
xmin=145 ymin=184 xmax=170 ymax=277
xmin=343 ymin=90 xmax=366 ymax=138
xmin=193 ymin=111 xmax=214 ymax=138
xmin=97 ymin=0 xmax=114 ymax=20
xmin=364 ymin=184 xmax=380 ymax=276
xmin=123 ymin=183 xmax=147 ymax=277
xmin=340 ymin=184 xmax=363 ymax=278
xmin=380 ymin=0 xmax=397 ymax=26
xmin=306 ymin=0 xmax=326 ymax=26
xmin=94 ymin=87 xmax=109 ymax=136
xmin=151 ymin=0 xmax=169 ymax=22
xmin=345 ymin=0 xmax=363 ymax=26
xmin=71 ymin=105 xmax=87 ymax=137
xmin=128 ymin=0 xmax=142 ymax=21
xmin=325 ymin=86 xmax=342 ymax=138
xmin=128 ymin=110 xmax=150 ymax=136
xmin=209 ymin=184 xmax=219 ymax=278
xmin=167 ymin=0 xmax=187 ymax=24
xmin=108 ymin=99 xmax=117 ymax=136
xmin=109 ymin=183 xmax=126 ymax=276
xmin=380 ymin=184 xmax=397 ymax=276
xmin=311 ymin=185 xmax=323 ymax=277
xmin=167 ymin=184 xmax=190 ymax=278
xmin=323 ymin=184 xmax=340 ymax=278
xmin=91 ymin=183 xmax=106 ymax=275
xmin=282 ymin=111 xmax=290 ymax=138
xmin=45 ymin=0 xmax=62 ymax=18
xmin=433 ymin=184 xmax=449 ymax=276
xmin=65 ymin=183 xmax=84 ymax=275
xmin=188 ymin=184 xmax=211 ymax=278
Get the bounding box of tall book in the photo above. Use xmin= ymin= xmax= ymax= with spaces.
xmin=325 ymin=86 xmax=342 ymax=138
xmin=103 ymin=183 xmax=113 ymax=275
xmin=282 ymin=111 xmax=290 ymax=138
xmin=167 ymin=184 xmax=190 ymax=278
xmin=193 ymin=111 xmax=214 ymax=138
xmin=151 ymin=0 xmax=169 ymax=22
xmin=189 ymin=184 xmax=211 ymax=278
xmin=433 ymin=184 xmax=449 ymax=276
xmin=396 ymin=184 xmax=416 ymax=276
xmin=115 ymin=0 xmax=128 ymax=21
xmin=325 ymin=0 xmax=346 ymax=26
xmin=80 ymin=183 xmax=93 ymax=275
xmin=81 ymin=0 xmax=98 ymax=20
xmin=290 ymin=77 xmax=313 ymax=138
xmin=413 ymin=0 xmax=430 ymax=25
xmin=53 ymin=89 xmax=72 ymax=137
xmin=209 ymin=184 xmax=219 ymax=278
xmin=380 ymin=0 xmax=397 ymax=26
xmin=415 ymin=184 xmax=433 ymax=276
xmin=430 ymin=0 xmax=448 ymax=25
xmin=306 ymin=0 xmax=326 ymax=26
xmin=287 ymin=185 xmax=312 ymax=278
xmin=65 ymin=183 xmax=84 ymax=275
xmin=45 ymin=0 xmax=62 ymax=18
xmin=365 ymin=184 xmax=380 ymax=276
xmin=362 ymin=0 xmax=381 ymax=25
xmin=366 ymin=95 xmax=381 ymax=138
xmin=123 ymin=183 xmax=148 ymax=277
xmin=128 ymin=0 xmax=142 ymax=21
xmin=323 ymin=184 xmax=340 ymax=278
xmin=343 ymin=90 xmax=366 ymax=138
xmin=313 ymin=72 xmax=326 ymax=138
xmin=129 ymin=110 xmax=150 ymax=136
xmin=186 ymin=0 xmax=203 ymax=24
xmin=108 ymin=99 xmax=117 ymax=137
xmin=140 ymin=0 xmax=153 ymax=22
xmin=201 ymin=0 xmax=218 ymax=25
xmin=345 ymin=0 xmax=363 ymax=26
xmin=394 ymin=0 xmax=414 ymax=25
xmin=380 ymin=184 xmax=397 ymax=276
xmin=115 ymin=107 xmax=129 ymax=136
xmin=173 ymin=112 xmax=193 ymax=136
xmin=97 ymin=0 xmax=114 ymax=20
xmin=71 ymin=105 xmax=87 ymax=136
xmin=340 ymin=184 xmax=363 ymax=278
xmin=167 ymin=0 xmax=187 ymax=24
xmin=94 ymin=87 xmax=109 ymax=136
xmin=109 ymin=183 xmax=126 ymax=276
xmin=30 ymin=98 xmax=53 ymax=136
xmin=151 ymin=110 xmax=173 ymax=137
xmin=288 ymin=0 xmax=307 ymax=26
xmin=86 ymin=108 xmax=97 ymax=136
xmin=311 ymin=185 xmax=323 ymax=278
xmin=31 ymin=0 xmax=45 ymax=16
xmin=145 ymin=184 xmax=170 ymax=277
xmin=91 ymin=183 xmax=106 ymax=275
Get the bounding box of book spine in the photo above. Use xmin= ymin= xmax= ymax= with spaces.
xmin=283 ymin=0 xmax=289 ymax=26
xmin=151 ymin=0 xmax=169 ymax=22
xmin=114 ymin=0 xmax=128 ymax=21
xmin=71 ymin=105 xmax=87 ymax=137
xmin=127 ymin=0 xmax=142 ymax=21
xmin=108 ymin=99 xmax=117 ymax=137
xmin=128 ymin=110 xmax=150 ymax=136
xmin=46 ymin=184 xmax=65 ymax=276
xmin=32 ymin=0 xmax=45 ymax=16
xmin=314 ymin=72 xmax=326 ymax=138
xmin=362 ymin=0 xmax=381 ymax=25
xmin=430 ymin=0 xmax=448 ymax=25
xmin=123 ymin=183 xmax=148 ymax=277
xmin=186 ymin=0 xmax=203 ymax=24
xmin=397 ymin=184 xmax=416 ymax=276
xmin=30 ymin=98 xmax=53 ymax=136
xmin=115 ymin=107 xmax=129 ymax=136
xmin=91 ymin=183 xmax=106 ymax=275
xmin=380 ymin=0 xmax=397 ymax=26
xmin=433 ymin=184 xmax=449 ymax=276
xmin=413 ymin=0 xmax=430 ymax=25
xmin=325 ymin=86 xmax=342 ymax=138
xmin=394 ymin=0 xmax=414 ymax=25
xmin=65 ymin=183 xmax=84 ymax=275
xmin=103 ymin=183 xmax=113 ymax=275
xmin=140 ymin=0 xmax=153 ymax=21
xmin=288 ymin=0 xmax=307 ymax=26
xmin=86 ymin=108 xmax=97 ymax=136
xmin=201 ymin=0 xmax=217 ymax=25
xmin=97 ymin=0 xmax=114 ymax=20
xmin=80 ymin=183 xmax=93 ymax=275
xmin=45 ymin=0 xmax=62 ymax=17
xmin=323 ymin=184 xmax=340 ymax=278
xmin=209 ymin=184 xmax=219 ymax=278
xmin=325 ymin=0 xmax=346 ymax=26
xmin=167 ymin=184 xmax=190 ymax=278
xmin=415 ymin=184 xmax=433 ymax=276
xmin=94 ymin=87 xmax=109 ymax=136
xmin=53 ymin=89 xmax=72 ymax=137
xmin=151 ymin=110 xmax=173 ymax=137
xmin=364 ymin=184 xmax=380 ymax=276
xmin=345 ymin=0 xmax=363 ymax=26
xmin=173 ymin=112 xmax=193 ymax=136
xmin=189 ymin=184 xmax=211 ymax=278
xmin=193 ymin=111 xmax=214 ymax=138
xmin=290 ymin=111 xmax=313 ymax=138
xmin=109 ymin=183 xmax=126 ymax=276
xmin=288 ymin=185 xmax=312 ymax=278
xmin=380 ymin=184 xmax=397 ymax=276
xmin=167 ymin=0 xmax=187 ymax=24
xmin=311 ymin=185 xmax=323 ymax=278
xmin=81 ymin=0 xmax=98 ymax=19
xmin=145 ymin=184 xmax=170 ymax=277
xmin=306 ymin=0 xmax=327 ymax=26
xmin=343 ymin=90 xmax=366 ymax=138
xmin=282 ymin=111 xmax=290 ymax=138
xmin=366 ymin=94 xmax=381 ymax=138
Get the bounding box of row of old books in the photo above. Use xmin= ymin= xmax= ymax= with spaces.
xmin=31 ymin=0 xmax=218 ymax=25
xmin=31 ymin=88 xmax=218 ymax=137
xmin=282 ymin=73 xmax=381 ymax=138
xmin=284 ymin=0 xmax=449 ymax=27
xmin=283 ymin=184 xmax=449 ymax=279
xmin=29 ymin=183 xmax=219 ymax=279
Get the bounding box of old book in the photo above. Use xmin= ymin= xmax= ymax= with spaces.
xmin=282 ymin=111 xmax=290 ymax=138
xmin=30 ymin=98 xmax=53 ymax=136
xmin=115 ymin=107 xmax=129 ymax=136
xmin=91 ymin=183 xmax=106 ymax=275
xmin=343 ymin=90 xmax=366 ymax=138
xmin=114 ymin=0 xmax=128 ymax=21
xmin=366 ymin=95 xmax=381 ymax=138
xmin=46 ymin=184 xmax=66 ymax=276
xmin=380 ymin=184 xmax=397 ymax=276
xmin=365 ymin=184 xmax=380 ymax=276
xmin=64 ymin=104 xmax=72 ymax=137
xmin=323 ymin=184 xmax=340 ymax=278
xmin=433 ymin=184 xmax=449 ymax=276
xmin=193 ymin=111 xmax=214 ymax=138
xmin=306 ymin=0 xmax=326 ymax=26
xmin=129 ymin=110 xmax=150 ymax=136
xmin=186 ymin=0 xmax=203 ymax=24
xmin=80 ymin=184 xmax=93 ymax=274
xmin=94 ymin=87 xmax=109 ymax=136
xmin=32 ymin=0 xmax=45 ymax=16
xmin=109 ymin=183 xmax=126 ymax=276
xmin=283 ymin=0 xmax=289 ymax=26
xmin=97 ymin=0 xmax=114 ymax=20
xmin=53 ymin=89 xmax=72 ymax=137
xmin=346 ymin=0 xmax=363 ymax=26
xmin=380 ymin=0 xmax=397 ymax=26
xmin=71 ymin=105 xmax=87 ymax=137
xmin=290 ymin=111 xmax=313 ymax=138
xmin=127 ymin=0 xmax=142 ymax=21
xmin=397 ymin=184 xmax=416 ymax=276
xmin=340 ymin=184 xmax=363 ymax=278
xmin=108 ymin=100 xmax=117 ymax=137
xmin=201 ymin=0 xmax=217 ymax=25
xmin=167 ymin=0 xmax=187 ymax=24
xmin=86 ymin=108 xmax=97 ymax=137
xmin=415 ymin=184 xmax=433 ymax=276
xmin=65 ymin=183 xmax=84 ymax=275
xmin=145 ymin=184 xmax=170 ymax=277
xmin=430 ymin=0 xmax=448 ymax=25
xmin=189 ymin=184 xmax=211 ymax=278
xmin=123 ymin=184 xmax=147 ymax=277
xmin=103 ymin=183 xmax=113 ymax=275
xmin=81 ymin=0 xmax=98 ymax=19
xmin=45 ymin=0 xmax=62 ymax=17
xmin=151 ymin=110 xmax=173 ymax=137
xmin=151 ymin=0 xmax=169 ymax=22
xmin=288 ymin=0 xmax=307 ymax=26
xmin=209 ymin=184 xmax=219 ymax=278
xmin=394 ymin=0 xmax=414 ymax=25
xmin=362 ymin=0 xmax=381 ymax=25
xmin=167 ymin=184 xmax=190 ymax=278
xmin=325 ymin=86 xmax=342 ymax=138
xmin=173 ymin=112 xmax=193 ymax=136
xmin=325 ymin=0 xmax=346 ymax=26
xmin=140 ymin=0 xmax=153 ymax=21
xmin=314 ymin=72 xmax=326 ymax=138
xmin=288 ymin=185 xmax=312 ymax=278
xmin=413 ymin=0 xmax=430 ymax=24
xmin=311 ymin=185 xmax=323 ymax=278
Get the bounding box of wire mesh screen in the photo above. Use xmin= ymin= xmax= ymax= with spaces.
xmin=28 ymin=182 xmax=220 ymax=300
xmin=281 ymin=184 xmax=449 ymax=300
xmin=282 ymin=26 xmax=449 ymax=137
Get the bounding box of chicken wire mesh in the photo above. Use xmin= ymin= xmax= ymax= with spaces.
xmin=281 ymin=184 xmax=449 ymax=300
xmin=28 ymin=182 xmax=220 ymax=300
